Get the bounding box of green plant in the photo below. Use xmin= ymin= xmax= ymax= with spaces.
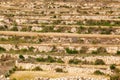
xmin=47 ymin=56 xmax=56 ymax=63
xmin=0 ymin=46 xmax=6 ymax=52
xmin=56 ymin=58 xmax=64 ymax=63
xmin=19 ymin=54 xmax=25 ymax=60
xmin=36 ymin=57 xmax=45 ymax=62
xmin=69 ymin=59 xmax=80 ymax=64
xmin=95 ymin=59 xmax=105 ymax=65
xmin=110 ymin=75 xmax=120 ymax=80
xmin=32 ymin=66 xmax=43 ymax=71
xmin=116 ymin=51 xmax=120 ymax=55
xmin=10 ymin=26 xmax=18 ymax=31
xmin=55 ymin=68 xmax=63 ymax=72
xmin=65 ymin=48 xmax=78 ymax=54
xmin=94 ymin=70 xmax=104 ymax=75
xmin=91 ymin=51 xmax=98 ymax=54
xmin=110 ymin=64 xmax=116 ymax=70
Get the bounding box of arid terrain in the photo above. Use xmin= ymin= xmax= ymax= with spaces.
xmin=0 ymin=0 xmax=120 ymax=80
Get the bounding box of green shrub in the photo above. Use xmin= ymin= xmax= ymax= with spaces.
xmin=69 ymin=59 xmax=80 ymax=64
xmin=116 ymin=51 xmax=120 ymax=55
xmin=19 ymin=54 xmax=25 ymax=60
xmin=56 ymin=58 xmax=64 ymax=63
xmin=91 ymin=51 xmax=98 ymax=54
xmin=36 ymin=57 xmax=45 ymax=62
xmin=32 ymin=66 xmax=43 ymax=71
xmin=110 ymin=64 xmax=116 ymax=70
xmin=114 ymin=68 xmax=120 ymax=73
xmin=97 ymin=47 xmax=107 ymax=53
xmin=0 ymin=46 xmax=6 ymax=52
xmin=94 ymin=70 xmax=104 ymax=75
xmin=28 ymin=47 xmax=35 ymax=52
xmin=10 ymin=26 xmax=18 ymax=31
xmin=65 ymin=48 xmax=78 ymax=54
xmin=95 ymin=59 xmax=105 ymax=65
xmin=20 ymin=48 xmax=28 ymax=52
xmin=110 ymin=75 xmax=120 ymax=80
xmin=47 ymin=56 xmax=56 ymax=63
xmin=55 ymin=68 xmax=63 ymax=72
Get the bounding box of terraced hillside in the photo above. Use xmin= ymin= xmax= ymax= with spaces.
xmin=0 ymin=0 xmax=120 ymax=80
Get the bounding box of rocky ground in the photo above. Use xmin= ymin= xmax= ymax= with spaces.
xmin=0 ymin=0 xmax=120 ymax=80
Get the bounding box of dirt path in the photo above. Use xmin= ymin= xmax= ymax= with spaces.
xmin=0 ymin=31 xmax=120 ymax=38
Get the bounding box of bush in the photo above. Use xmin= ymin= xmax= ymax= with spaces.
xmin=56 ymin=58 xmax=64 ymax=63
xmin=47 ymin=56 xmax=56 ymax=63
xmin=55 ymin=68 xmax=63 ymax=72
xmin=94 ymin=70 xmax=104 ymax=75
xmin=0 ymin=46 xmax=6 ymax=52
xmin=110 ymin=64 xmax=116 ymax=70
xmin=36 ymin=57 xmax=45 ymax=62
xmin=19 ymin=54 xmax=25 ymax=60
xmin=97 ymin=47 xmax=107 ymax=53
xmin=32 ymin=66 xmax=43 ymax=71
xmin=69 ymin=59 xmax=80 ymax=64
xmin=110 ymin=75 xmax=120 ymax=80
xmin=20 ymin=48 xmax=28 ymax=52
xmin=65 ymin=48 xmax=78 ymax=54
xmin=91 ymin=51 xmax=98 ymax=54
xmin=114 ymin=68 xmax=120 ymax=73
xmin=10 ymin=26 xmax=18 ymax=31
xmin=95 ymin=59 xmax=105 ymax=65
xmin=116 ymin=51 xmax=120 ymax=55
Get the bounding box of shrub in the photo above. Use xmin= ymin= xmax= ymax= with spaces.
xmin=95 ymin=59 xmax=105 ymax=65
xmin=65 ymin=48 xmax=78 ymax=54
xmin=10 ymin=26 xmax=18 ymax=31
xmin=5 ymin=73 xmax=10 ymax=78
xmin=20 ymin=48 xmax=28 ymax=52
xmin=19 ymin=54 xmax=25 ymax=60
xmin=97 ymin=47 xmax=107 ymax=53
xmin=91 ymin=51 xmax=98 ymax=54
xmin=110 ymin=64 xmax=116 ymax=70
xmin=94 ymin=70 xmax=104 ymax=75
xmin=69 ymin=59 xmax=80 ymax=64
xmin=47 ymin=56 xmax=56 ymax=63
xmin=36 ymin=57 xmax=45 ymax=62
xmin=116 ymin=51 xmax=120 ymax=55
xmin=28 ymin=47 xmax=35 ymax=52
xmin=0 ymin=46 xmax=6 ymax=52
xmin=114 ymin=68 xmax=120 ymax=73
xmin=110 ymin=75 xmax=120 ymax=80
xmin=56 ymin=58 xmax=64 ymax=63
xmin=32 ymin=66 xmax=43 ymax=71
xmin=55 ymin=68 xmax=63 ymax=72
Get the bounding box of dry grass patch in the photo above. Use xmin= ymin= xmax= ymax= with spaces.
xmin=10 ymin=71 xmax=109 ymax=80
